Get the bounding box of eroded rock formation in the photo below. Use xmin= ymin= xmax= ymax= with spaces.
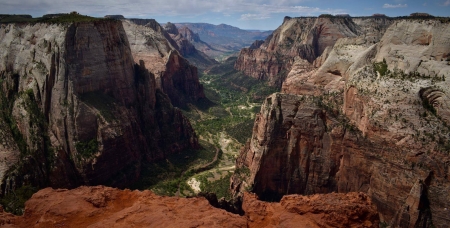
xmin=0 ymin=20 xmax=198 ymax=195
xmin=163 ymin=22 xmax=217 ymax=69
xmin=0 ymin=186 xmax=379 ymax=228
xmin=233 ymin=18 xmax=450 ymax=228
xmin=235 ymin=16 xmax=394 ymax=87
xmin=122 ymin=19 xmax=205 ymax=106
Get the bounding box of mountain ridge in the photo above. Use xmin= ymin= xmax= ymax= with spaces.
xmin=174 ymin=22 xmax=272 ymax=60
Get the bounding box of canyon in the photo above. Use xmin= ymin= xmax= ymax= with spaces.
xmin=233 ymin=16 xmax=450 ymax=227
xmin=0 ymin=12 xmax=450 ymax=228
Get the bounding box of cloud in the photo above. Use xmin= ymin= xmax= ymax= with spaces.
xmin=383 ymin=3 xmax=408 ymax=8
xmin=240 ymin=13 xmax=271 ymax=20
xmin=0 ymin=0 xmax=344 ymax=20
xmin=444 ymin=0 xmax=450 ymax=6
xmin=238 ymin=5 xmax=345 ymax=20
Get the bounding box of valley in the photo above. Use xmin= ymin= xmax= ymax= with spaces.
xmin=129 ymin=57 xmax=277 ymax=200
xmin=0 ymin=11 xmax=450 ymax=228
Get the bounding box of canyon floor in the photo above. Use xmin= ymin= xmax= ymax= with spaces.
xmin=127 ymin=58 xmax=276 ymax=199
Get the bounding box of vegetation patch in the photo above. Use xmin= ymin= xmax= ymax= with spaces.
xmin=225 ymin=118 xmax=255 ymax=144
xmin=198 ymin=172 xmax=233 ymax=200
xmin=75 ymin=138 xmax=98 ymax=158
xmin=130 ymin=140 xmax=217 ymax=196
xmin=0 ymin=185 xmax=37 ymax=215
xmin=80 ymin=91 xmax=116 ymax=122
xmin=373 ymin=59 xmax=388 ymax=76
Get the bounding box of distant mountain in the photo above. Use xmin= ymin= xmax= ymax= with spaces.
xmin=163 ymin=22 xmax=218 ymax=70
xmin=173 ymin=23 xmax=272 ymax=60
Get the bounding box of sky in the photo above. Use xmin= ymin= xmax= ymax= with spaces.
xmin=1 ymin=0 xmax=449 ymax=30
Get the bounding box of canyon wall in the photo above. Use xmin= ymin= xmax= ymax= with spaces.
xmin=122 ymin=19 xmax=205 ymax=107
xmin=0 ymin=20 xmax=198 ymax=195
xmin=234 ymin=16 xmax=394 ymax=87
xmin=233 ymin=18 xmax=450 ymax=228
xmin=163 ymin=22 xmax=218 ymax=69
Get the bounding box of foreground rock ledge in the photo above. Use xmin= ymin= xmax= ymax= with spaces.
xmin=0 ymin=186 xmax=378 ymax=227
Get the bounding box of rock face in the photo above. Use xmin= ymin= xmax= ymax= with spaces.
xmin=163 ymin=22 xmax=217 ymax=69
xmin=0 ymin=20 xmax=198 ymax=195
xmin=233 ymin=19 xmax=450 ymax=228
xmin=235 ymin=17 xmax=394 ymax=87
xmin=243 ymin=191 xmax=379 ymax=228
xmin=249 ymin=40 xmax=264 ymax=49
xmin=0 ymin=186 xmax=379 ymax=228
xmin=123 ymin=19 xmax=205 ymax=106
xmin=163 ymin=23 xmax=196 ymax=56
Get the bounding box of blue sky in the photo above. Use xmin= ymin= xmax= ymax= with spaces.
xmin=1 ymin=0 xmax=449 ymax=30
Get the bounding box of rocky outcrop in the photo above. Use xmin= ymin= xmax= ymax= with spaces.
xmin=243 ymin=191 xmax=379 ymax=228
xmin=163 ymin=23 xmax=196 ymax=56
xmin=160 ymin=51 xmax=205 ymax=106
xmin=178 ymin=26 xmax=202 ymax=43
xmin=419 ymin=87 xmax=450 ymax=125
xmin=233 ymin=19 xmax=450 ymax=227
xmin=104 ymin=15 xmax=125 ymax=20
xmin=235 ymin=17 xmax=394 ymax=87
xmin=122 ymin=19 xmax=205 ymax=106
xmin=249 ymin=40 xmax=264 ymax=49
xmin=0 ymin=20 xmax=198 ymax=196
xmin=0 ymin=185 xmax=379 ymax=227
xmin=162 ymin=22 xmax=179 ymax=35
xmin=163 ymin=23 xmax=217 ymax=70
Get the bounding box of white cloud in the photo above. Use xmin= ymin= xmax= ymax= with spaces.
xmin=0 ymin=0 xmax=345 ymax=19
xmin=238 ymin=5 xmax=344 ymax=20
xmin=240 ymin=13 xmax=271 ymax=20
xmin=383 ymin=3 xmax=408 ymax=8
xmin=444 ymin=0 xmax=450 ymax=6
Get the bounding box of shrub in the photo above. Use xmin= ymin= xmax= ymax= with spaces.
xmin=373 ymin=59 xmax=388 ymax=76
xmin=75 ymin=139 xmax=98 ymax=158
xmin=0 ymin=185 xmax=37 ymax=215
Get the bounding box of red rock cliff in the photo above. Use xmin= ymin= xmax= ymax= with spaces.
xmin=233 ymin=18 xmax=450 ymax=228
xmin=232 ymin=93 xmax=448 ymax=227
xmin=234 ymin=17 xmax=393 ymax=87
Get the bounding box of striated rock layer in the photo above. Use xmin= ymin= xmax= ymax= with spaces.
xmin=235 ymin=16 xmax=393 ymax=87
xmin=0 ymin=20 xmax=198 ymax=196
xmin=0 ymin=185 xmax=379 ymax=228
xmin=123 ymin=19 xmax=205 ymax=106
xmin=233 ymin=19 xmax=450 ymax=228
